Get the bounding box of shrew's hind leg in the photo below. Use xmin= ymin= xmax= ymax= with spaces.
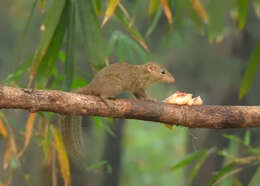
xmin=134 ymin=89 xmax=148 ymax=100
xmin=96 ymin=83 xmax=122 ymax=111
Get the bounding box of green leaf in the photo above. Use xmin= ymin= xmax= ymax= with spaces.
xmin=248 ymin=147 xmax=260 ymax=155
xmin=106 ymin=31 xmax=151 ymax=63
xmin=77 ymin=0 xmax=106 ymax=70
xmin=120 ymin=33 xmax=151 ymax=62
xmin=148 ymin=0 xmax=161 ymax=16
xmin=64 ymin=0 xmax=76 ymax=91
xmin=115 ymin=6 xmax=150 ymax=52
xmin=218 ymin=149 xmax=234 ymax=159
xmin=49 ymin=70 xmax=65 ymax=89
xmin=88 ymin=160 xmax=113 ymax=173
xmin=244 ymin=129 xmax=251 ymax=146
xmin=171 ymin=0 xmax=185 ymax=36
xmin=206 ymin=163 xmax=235 ymax=186
xmin=207 ymin=0 xmax=225 ymax=41
xmin=190 ymin=148 xmax=215 ymax=182
xmin=145 ymin=6 xmax=163 ymax=38
xmin=185 ymin=0 xmax=204 ymax=33
xmin=124 ymin=41 xmax=139 ymax=63
xmin=249 ymin=165 xmax=260 ymax=186
xmin=106 ymin=31 xmax=120 ymax=57
xmin=223 ymin=134 xmax=243 ymax=143
xmin=229 ymin=0 xmax=238 ymax=20
xmin=87 ymin=160 xmax=108 ymax=171
xmin=171 ymin=150 xmax=206 ymax=171
xmin=71 ymin=76 xmax=87 ymax=90
xmin=13 ymin=0 xmax=38 ymax=72
xmin=40 ymin=0 xmax=66 ymax=52
xmin=40 ymin=0 xmax=46 ymax=11
xmin=4 ymin=59 xmax=31 ymax=84
xmin=223 ymin=134 xmax=236 ymax=140
xmin=59 ymin=50 xmax=66 ymax=62
xmin=238 ymin=0 xmax=249 ymax=29
xmin=10 ymin=155 xmax=20 ymax=169
xmin=239 ymin=41 xmax=260 ymax=99
xmin=35 ymin=1 xmax=68 ymax=88
xmin=92 ymin=117 xmax=115 ymax=136
xmin=30 ymin=0 xmax=66 ymax=84
xmin=92 ymin=0 xmax=102 ymax=15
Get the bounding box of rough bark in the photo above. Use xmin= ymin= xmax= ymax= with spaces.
xmin=0 ymin=86 xmax=260 ymax=128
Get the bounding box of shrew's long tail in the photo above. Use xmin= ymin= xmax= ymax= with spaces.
xmin=59 ymin=115 xmax=86 ymax=161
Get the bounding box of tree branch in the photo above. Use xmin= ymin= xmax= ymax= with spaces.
xmin=0 ymin=86 xmax=260 ymax=128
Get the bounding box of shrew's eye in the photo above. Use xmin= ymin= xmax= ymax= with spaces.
xmin=160 ymin=69 xmax=166 ymax=74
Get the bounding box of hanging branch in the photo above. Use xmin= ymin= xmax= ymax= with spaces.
xmin=0 ymin=86 xmax=260 ymax=128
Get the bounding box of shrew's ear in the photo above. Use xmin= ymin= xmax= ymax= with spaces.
xmin=146 ymin=63 xmax=157 ymax=72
